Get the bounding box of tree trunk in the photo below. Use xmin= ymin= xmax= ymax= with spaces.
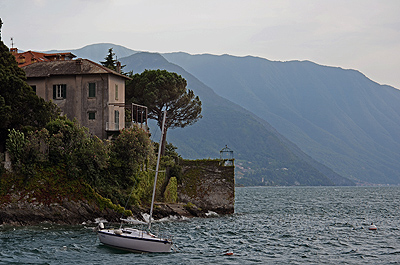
xmin=160 ymin=127 xmax=167 ymax=156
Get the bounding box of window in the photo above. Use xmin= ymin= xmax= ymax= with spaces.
xmin=89 ymin=83 xmax=96 ymax=97
xmin=88 ymin=112 xmax=96 ymax=120
xmin=31 ymin=85 xmax=36 ymax=93
xmin=115 ymin=84 xmax=118 ymax=100
xmin=115 ymin=110 xmax=119 ymax=130
xmin=53 ymin=84 xmax=66 ymax=99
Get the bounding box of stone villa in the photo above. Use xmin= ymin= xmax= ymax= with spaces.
xmin=12 ymin=48 xmax=147 ymax=139
xmin=22 ymin=58 xmax=131 ymax=139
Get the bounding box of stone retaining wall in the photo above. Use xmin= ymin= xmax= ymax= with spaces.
xmin=178 ymin=159 xmax=235 ymax=214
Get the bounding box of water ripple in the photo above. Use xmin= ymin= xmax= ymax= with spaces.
xmin=1 ymin=186 xmax=400 ymax=264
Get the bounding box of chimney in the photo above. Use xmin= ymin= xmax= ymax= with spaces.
xmin=116 ymin=61 xmax=121 ymax=73
xmin=75 ymin=58 xmax=83 ymax=72
xmin=10 ymin=47 xmax=18 ymax=55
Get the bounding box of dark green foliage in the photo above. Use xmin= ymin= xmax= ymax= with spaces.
xmin=45 ymin=118 xmax=108 ymax=183
xmin=0 ymin=165 xmax=131 ymax=217
xmin=128 ymin=170 xmax=154 ymax=206
xmin=0 ymin=31 xmax=60 ymax=151
xmin=94 ymin=126 xmax=158 ymax=206
xmin=161 ymin=142 xmax=180 ymax=167
xmin=165 ymin=142 xmax=179 ymax=159
xmin=163 ymin=142 xmax=182 ymax=183
xmin=100 ymin=48 xmax=117 ymax=71
xmin=100 ymin=47 xmax=125 ymax=73
xmin=108 ymin=126 xmax=155 ymax=188
xmin=168 ymin=164 xmax=182 ymax=184
xmin=126 ymin=69 xmax=202 ymax=130
xmin=5 ymin=128 xmax=40 ymax=179
xmin=6 ymin=118 xmax=109 ymax=185
xmin=126 ymin=69 xmax=202 ymax=154
xmin=0 ymin=165 xmax=84 ymax=205
xmin=164 ymin=177 xmax=177 ymax=203
xmin=4 ymin=119 xmax=159 ymax=208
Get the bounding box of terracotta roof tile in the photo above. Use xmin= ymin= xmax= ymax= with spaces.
xmin=11 ymin=49 xmax=76 ymax=67
xmin=22 ymin=59 xmax=131 ymax=79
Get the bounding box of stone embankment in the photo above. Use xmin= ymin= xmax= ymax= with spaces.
xmin=0 ymin=159 xmax=235 ymax=226
xmin=178 ymin=159 xmax=235 ymax=215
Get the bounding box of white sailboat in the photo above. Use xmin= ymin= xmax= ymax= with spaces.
xmin=97 ymin=111 xmax=173 ymax=253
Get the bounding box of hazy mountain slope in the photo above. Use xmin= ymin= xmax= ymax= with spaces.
xmin=120 ymin=52 xmax=353 ymax=186
xmin=163 ymin=53 xmax=400 ymax=184
xmin=45 ymin=43 xmax=354 ymax=185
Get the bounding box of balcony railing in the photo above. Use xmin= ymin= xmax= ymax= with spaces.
xmin=106 ymin=122 xmax=149 ymax=131
xmin=126 ymin=122 xmax=149 ymax=131
xmin=106 ymin=122 xmax=120 ymax=131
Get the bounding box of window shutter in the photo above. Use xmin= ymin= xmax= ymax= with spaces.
xmin=62 ymin=84 xmax=66 ymax=98
xmin=115 ymin=110 xmax=119 ymax=130
xmin=89 ymin=83 xmax=96 ymax=97
xmin=53 ymin=85 xmax=56 ymax=99
xmin=89 ymin=112 xmax=95 ymax=120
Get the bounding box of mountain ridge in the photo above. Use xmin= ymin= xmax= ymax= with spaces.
xmin=43 ymin=43 xmax=400 ymax=185
xmin=118 ymin=51 xmax=353 ymax=186
xmin=162 ymin=52 xmax=400 ymax=184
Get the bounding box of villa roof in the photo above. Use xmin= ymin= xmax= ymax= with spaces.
xmin=11 ymin=48 xmax=76 ymax=67
xmin=22 ymin=59 xmax=131 ymax=80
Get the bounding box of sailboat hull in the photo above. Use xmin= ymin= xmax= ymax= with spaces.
xmin=97 ymin=229 xmax=173 ymax=253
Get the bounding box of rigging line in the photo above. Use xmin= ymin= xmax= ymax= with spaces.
xmin=119 ymin=180 xmax=137 ymax=230
xmin=148 ymin=110 xmax=166 ymax=232
xmin=152 ymin=123 xmax=160 ymax=142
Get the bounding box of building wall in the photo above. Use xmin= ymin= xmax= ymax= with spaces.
xmin=106 ymin=74 xmax=126 ymax=137
xmin=26 ymin=73 xmax=127 ymax=139
xmin=79 ymin=74 xmax=107 ymax=138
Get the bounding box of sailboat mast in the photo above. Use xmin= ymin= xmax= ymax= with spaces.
xmin=148 ymin=110 xmax=167 ymax=231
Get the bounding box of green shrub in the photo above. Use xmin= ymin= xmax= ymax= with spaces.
xmin=164 ymin=177 xmax=177 ymax=203
xmin=108 ymin=126 xmax=155 ymax=188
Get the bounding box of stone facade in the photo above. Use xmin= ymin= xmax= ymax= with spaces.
xmin=178 ymin=159 xmax=235 ymax=214
xmin=22 ymin=59 xmax=130 ymax=139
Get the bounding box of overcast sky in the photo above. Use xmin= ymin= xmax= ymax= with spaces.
xmin=1 ymin=0 xmax=399 ymax=88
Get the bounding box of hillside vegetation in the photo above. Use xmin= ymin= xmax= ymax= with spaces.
xmin=0 ymin=40 xmax=180 ymax=222
xmin=163 ymin=53 xmax=400 ymax=185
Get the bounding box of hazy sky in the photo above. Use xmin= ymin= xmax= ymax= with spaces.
xmin=1 ymin=0 xmax=399 ymax=88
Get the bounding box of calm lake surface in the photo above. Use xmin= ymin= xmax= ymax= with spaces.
xmin=1 ymin=186 xmax=400 ymax=264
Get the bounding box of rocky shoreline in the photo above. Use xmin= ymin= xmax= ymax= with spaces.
xmin=0 ymin=200 xmax=210 ymax=227
xmin=0 ymin=160 xmax=235 ymax=227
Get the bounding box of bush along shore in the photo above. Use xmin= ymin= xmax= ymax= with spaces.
xmin=1 ymin=119 xmax=234 ymax=226
xmin=0 ymin=157 xmax=234 ymax=226
xmin=0 ymin=167 xmax=206 ymax=226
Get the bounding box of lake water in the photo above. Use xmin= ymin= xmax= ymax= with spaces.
xmin=1 ymin=186 xmax=400 ymax=264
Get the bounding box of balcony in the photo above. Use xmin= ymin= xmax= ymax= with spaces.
xmin=126 ymin=122 xmax=149 ymax=131
xmin=106 ymin=122 xmax=120 ymax=131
